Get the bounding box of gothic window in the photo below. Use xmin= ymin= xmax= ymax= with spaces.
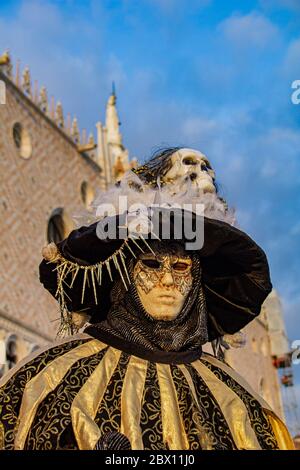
xmin=12 ymin=122 xmax=32 ymax=159
xmin=80 ymin=181 xmax=95 ymax=209
xmin=29 ymin=344 xmax=40 ymax=354
xmin=47 ymin=208 xmax=65 ymax=244
xmin=6 ymin=334 xmax=18 ymax=370
xmin=47 ymin=207 xmax=74 ymax=244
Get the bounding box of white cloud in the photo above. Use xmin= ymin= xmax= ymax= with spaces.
xmin=260 ymin=0 xmax=300 ymax=12
xmin=149 ymin=0 xmax=212 ymax=13
xmin=284 ymin=38 xmax=300 ymax=78
xmin=290 ymin=222 xmax=300 ymax=236
xmin=106 ymin=54 xmax=128 ymax=90
xmin=257 ymin=127 xmax=300 ymax=184
xmin=220 ymin=12 xmax=279 ymax=49
xmin=0 ymin=0 xmax=111 ymax=134
xmin=181 ymin=116 xmax=218 ymax=140
xmin=235 ymin=208 xmax=252 ymax=226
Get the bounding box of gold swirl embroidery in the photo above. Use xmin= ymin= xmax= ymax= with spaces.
xmin=140 ymin=362 xmax=166 ymax=450
xmin=200 ymin=358 xmax=279 ymax=449
xmin=25 ymin=348 xmax=108 ymax=449
xmin=95 ymin=353 xmax=130 ymax=437
xmin=0 ymin=419 xmax=4 ymax=450
xmin=0 ymin=339 xmax=90 ymax=449
xmin=186 ymin=364 xmax=237 ymax=450
xmin=170 ymin=365 xmax=203 ymax=450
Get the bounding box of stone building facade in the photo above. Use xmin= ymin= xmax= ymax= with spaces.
xmin=224 ymin=293 xmax=286 ymax=419
xmin=0 ymin=52 xmax=135 ymax=376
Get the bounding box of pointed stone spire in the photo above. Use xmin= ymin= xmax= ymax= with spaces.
xmin=71 ymin=117 xmax=80 ymax=144
xmin=105 ymin=87 xmax=122 ymax=146
xmin=55 ymin=101 xmax=64 ymax=128
xmin=22 ymin=66 xmax=31 ymax=97
xmin=39 ymin=86 xmax=48 ymax=113
xmin=105 ymin=88 xmax=129 ymax=180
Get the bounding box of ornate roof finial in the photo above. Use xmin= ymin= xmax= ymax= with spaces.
xmin=22 ymin=66 xmax=31 ymax=97
xmin=106 ymin=88 xmax=122 ymax=145
xmin=88 ymin=132 xmax=95 ymax=145
xmin=71 ymin=117 xmax=80 ymax=144
xmin=0 ymin=50 xmax=10 ymax=65
xmin=0 ymin=50 xmax=12 ymax=78
xmin=39 ymin=86 xmax=48 ymax=113
xmin=112 ymin=81 xmax=116 ymax=97
xmin=55 ymin=101 xmax=64 ymax=128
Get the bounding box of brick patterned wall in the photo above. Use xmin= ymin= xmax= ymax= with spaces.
xmin=0 ymin=74 xmax=102 ymax=354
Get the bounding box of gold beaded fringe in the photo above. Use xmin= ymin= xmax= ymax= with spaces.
xmin=49 ymin=235 xmax=153 ymax=338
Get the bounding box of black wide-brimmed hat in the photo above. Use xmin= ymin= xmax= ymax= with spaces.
xmin=39 ymin=207 xmax=272 ymax=340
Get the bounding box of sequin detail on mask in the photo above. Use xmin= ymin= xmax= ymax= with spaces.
xmin=134 ymin=255 xmax=193 ymax=295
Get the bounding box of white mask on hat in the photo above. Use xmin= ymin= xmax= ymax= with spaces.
xmin=163 ymin=148 xmax=216 ymax=194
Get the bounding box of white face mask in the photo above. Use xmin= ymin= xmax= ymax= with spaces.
xmin=163 ymin=148 xmax=216 ymax=194
xmin=133 ymin=252 xmax=193 ymax=321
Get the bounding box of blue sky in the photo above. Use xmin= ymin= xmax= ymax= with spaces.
xmin=0 ymin=0 xmax=300 ymax=430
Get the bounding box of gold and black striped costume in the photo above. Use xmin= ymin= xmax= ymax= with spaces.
xmin=0 ymin=209 xmax=294 ymax=451
xmin=0 ymin=334 xmax=293 ymax=450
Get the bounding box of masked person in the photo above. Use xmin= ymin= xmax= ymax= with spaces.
xmin=0 ymin=144 xmax=294 ymax=451
xmin=0 ymin=203 xmax=294 ymax=451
